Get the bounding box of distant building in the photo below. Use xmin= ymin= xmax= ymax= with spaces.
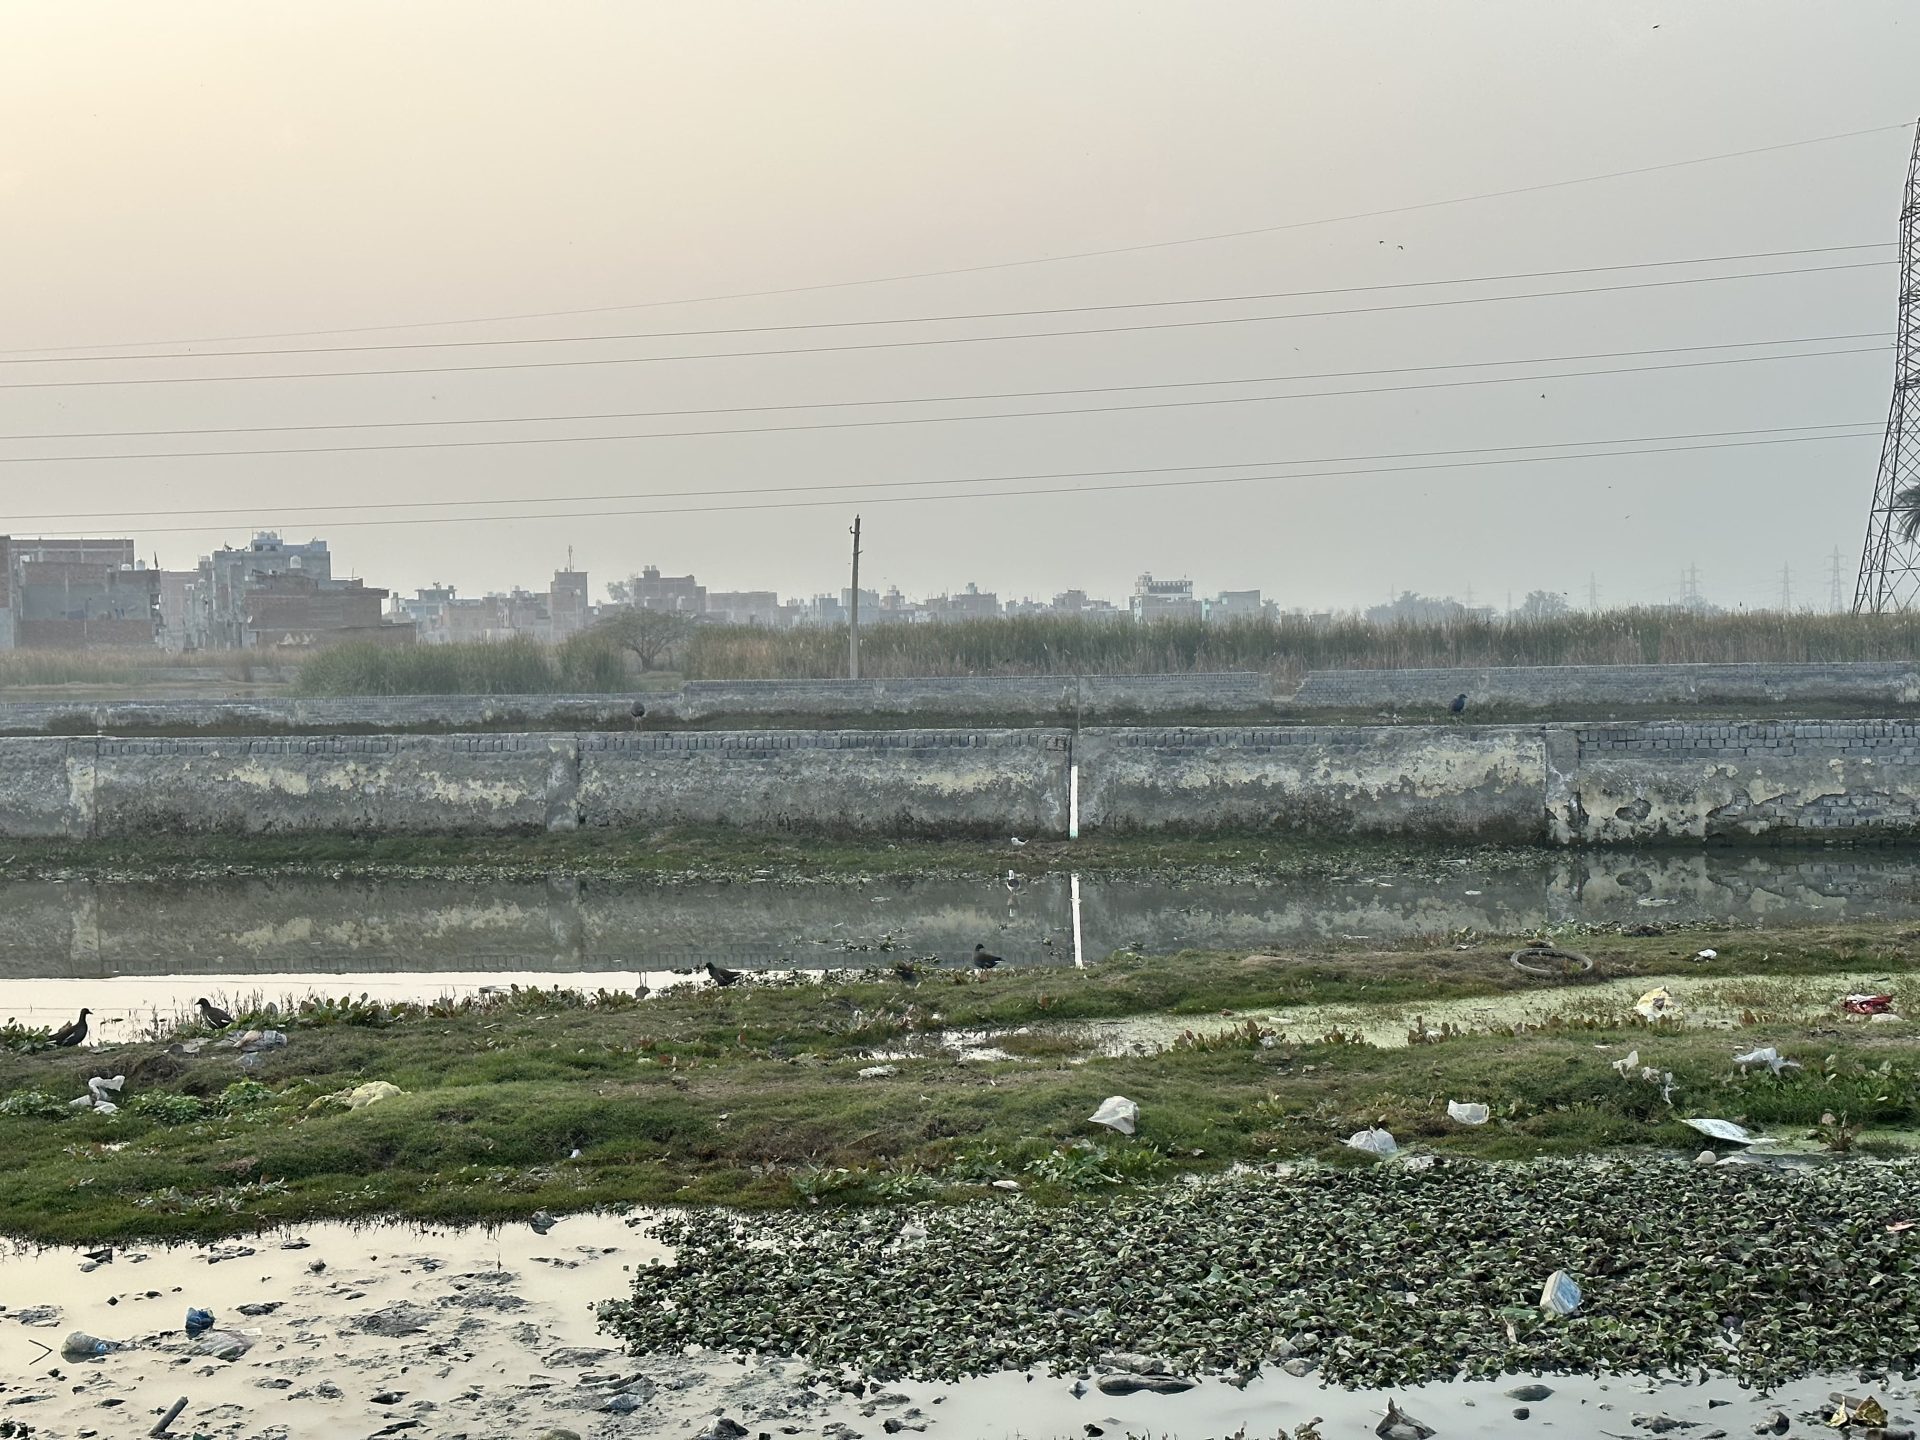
xmin=613 ymin=565 xmax=706 ymax=612
xmin=548 ymin=570 xmax=590 ymax=640
xmin=705 ymin=590 xmax=783 ymax=626
xmin=0 ymin=535 xmax=163 ymax=649
xmin=1206 ymin=588 xmax=1269 ymax=623
xmin=188 ymin=533 xmax=411 ymax=650
xmin=1130 ymin=573 xmax=1201 ymax=622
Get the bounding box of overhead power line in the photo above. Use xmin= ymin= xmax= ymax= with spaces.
xmin=0 ymin=344 xmax=1885 ymax=464
xmin=0 ymin=244 xmax=1888 ymax=365
xmin=0 ymin=331 xmax=1883 ymax=444
xmin=2 ymin=421 xmax=1877 ymax=525
xmin=14 ymin=428 xmax=1880 ymax=538
xmin=0 ymin=261 xmax=1888 ymax=392
xmin=10 ymin=119 xmax=1906 ymax=352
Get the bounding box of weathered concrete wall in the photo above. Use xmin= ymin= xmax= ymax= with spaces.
xmin=1548 ymin=720 xmax=1920 ymax=843
xmin=8 ymin=719 xmax=1920 ymax=843
xmin=1074 ymin=727 xmax=1547 ymax=841
xmin=1292 ymin=661 xmax=1920 ymax=712
xmin=0 ymin=673 xmax=1271 ymax=736
xmin=0 ymin=694 xmax=644 ymax=736
xmin=576 ymin=729 xmax=1072 ymax=837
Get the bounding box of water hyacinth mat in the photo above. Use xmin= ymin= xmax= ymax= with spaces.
xmin=600 ymin=1157 xmax=1920 ymax=1389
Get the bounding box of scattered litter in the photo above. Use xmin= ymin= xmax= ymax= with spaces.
xmin=1843 ymin=993 xmax=1897 ymax=1017
xmin=1345 ymin=1127 xmax=1398 ymax=1158
xmin=857 ymin=1065 xmax=897 ymax=1079
xmin=60 ymin=1330 xmax=121 ymax=1360
xmin=191 ymin=1329 xmax=254 ymax=1361
xmin=1826 ymin=1393 xmax=1889 ymax=1429
xmin=1377 ymin=1398 xmax=1437 ymax=1439
xmin=1635 ymin=897 xmax=1677 ymax=907
xmin=1634 ymin=988 xmax=1682 ymax=1020
xmin=1539 ymin=1270 xmax=1583 ymax=1317
xmin=1509 ymin=945 xmax=1594 ymax=978
xmin=238 ymin=1029 xmax=287 ymax=1052
xmin=1088 ymin=1096 xmax=1139 ymax=1135
xmin=1446 ymin=1101 xmax=1490 ymax=1126
xmin=70 ymin=1074 xmax=126 ymax=1113
xmin=184 ymin=1307 xmax=215 ymax=1339
xmin=1611 ymin=1049 xmax=1641 ymax=1077
xmin=530 ymin=1211 xmax=557 ymax=1235
xmin=990 ymin=1179 xmax=1021 ymax=1191
xmin=150 ymin=1395 xmax=189 ymax=1436
xmin=1888 ymin=1219 xmax=1917 ymax=1234
xmin=897 ymin=1220 xmax=929 ymax=1244
xmin=343 ymin=1081 xmax=405 ymax=1109
xmin=1683 ymin=1117 xmax=1777 ymax=1146
xmin=1694 ymin=1150 xmax=1719 ymax=1167
xmin=1694 ymin=948 xmax=1718 ymax=961
xmin=1733 ymin=1046 xmax=1802 ymax=1076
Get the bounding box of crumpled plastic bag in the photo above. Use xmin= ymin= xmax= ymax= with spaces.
xmin=1345 ymin=1127 xmax=1397 ymax=1157
xmin=1539 ymin=1270 xmax=1582 ymax=1316
xmin=345 ymin=1081 xmax=404 ymax=1110
xmin=71 ymin=1075 xmax=126 ymax=1113
xmin=1684 ymin=1117 xmax=1776 ymax=1145
xmin=1088 ymin=1096 xmax=1139 ymax=1135
xmin=1635 ymin=987 xmax=1682 ymax=1020
xmin=1733 ymin=1046 xmax=1801 ymax=1076
xmin=1446 ymin=1101 xmax=1490 ymax=1125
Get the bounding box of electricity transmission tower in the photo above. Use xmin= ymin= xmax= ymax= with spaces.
xmin=1855 ymin=120 xmax=1920 ymax=612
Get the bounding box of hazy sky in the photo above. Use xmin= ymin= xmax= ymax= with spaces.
xmin=4 ymin=2 xmax=1919 ymax=611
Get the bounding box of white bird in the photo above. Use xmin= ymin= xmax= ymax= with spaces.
xmin=1004 ymin=870 xmax=1023 ymax=893
xmin=1009 ymin=836 xmax=1027 ymax=848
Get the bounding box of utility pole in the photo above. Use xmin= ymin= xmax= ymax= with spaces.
xmin=1587 ymin=573 xmax=1600 ymax=611
xmin=1830 ymin=546 xmax=1847 ymax=611
xmin=847 ymin=515 xmax=862 ymax=681
xmin=1778 ymin=562 xmax=1793 ymax=612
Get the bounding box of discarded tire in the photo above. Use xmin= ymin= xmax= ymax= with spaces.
xmin=1508 ymin=946 xmax=1594 ymax=978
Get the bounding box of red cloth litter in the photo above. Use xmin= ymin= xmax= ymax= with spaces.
xmin=1843 ymin=994 xmax=1896 ymax=1016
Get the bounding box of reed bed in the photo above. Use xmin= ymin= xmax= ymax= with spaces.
xmin=294 ymin=634 xmax=628 ymax=695
xmin=683 ymin=609 xmax=1920 ymax=684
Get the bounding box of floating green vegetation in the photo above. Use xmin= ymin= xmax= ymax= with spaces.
xmin=599 ymin=1158 xmax=1920 ymax=1389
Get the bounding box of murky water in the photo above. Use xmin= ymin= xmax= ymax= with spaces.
xmin=3 ymin=848 xmax=1917 ymax=1031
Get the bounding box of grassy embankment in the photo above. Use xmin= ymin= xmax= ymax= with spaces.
xmin=1 ymin=923 xmax=1914 ymax=1245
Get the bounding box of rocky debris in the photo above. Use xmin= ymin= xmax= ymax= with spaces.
xmin=1377 ymin=1399 xmax=1435 ymax=1439
xmin=356 ymin=1303 xmax=436 ymax=1337
xmin=10 ymin=1307 xmax=60 ymax=1327
xmin=1632 ymin=1416 xmax=1698 ymax=1433
xmin=236 ymin=1302 xmax=283 ymax=1317
xmin=694 ymin=1419 xmax=749 ymax=1440
xmin=545 ymin=1347 xmax=614 ymax=1368
xmin=1752 ymin=1413 xmax=1790 ymax=1437
xmin=1507 ymin=1384 xmax=1553 ymax=1401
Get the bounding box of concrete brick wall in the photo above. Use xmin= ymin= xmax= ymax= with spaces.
xmin=1074 ymin=726 xmax=1547 ymax=841
xmin=576 ymin=729 xmax=1071 ymax=837
xmin=1292 ymin=661 xmax=1920 ymax=711
xmin=1549 ymin=719 xmax=1920 ymax=843
xmin=0 ymin=674 xmax=1271 ymax=736
xmin=8 ymin=716 xmax=1920 ymax=843
xmin=654 ymin=672 xmax=1270 ymax=721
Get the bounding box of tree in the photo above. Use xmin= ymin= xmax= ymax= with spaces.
xmin=592 ymin=608 xmax=694 ymax=672
xmin=1516 ymin=590 xmax=1571 ymax=621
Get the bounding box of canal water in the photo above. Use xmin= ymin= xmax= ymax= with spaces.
xmin=2 ymin=848 xmax=1916 ymax=1035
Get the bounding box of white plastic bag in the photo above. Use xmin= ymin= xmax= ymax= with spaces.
xmin=1683 ymin=1117 xmax=1776 ymax=1145
xmin=1446 ymin=1101 xmax=1489 ymax=1126
xmin=1345 ymin=1127 xmax=1398 ymax=1157
xmin=1539 ymin=1270 xmax=1582 ymax=1316
xmin=1732 ymin=1046 xmax=1800 ymax=1076
xmin=1634 ymin=988 xmax=1681 ymax=1020
xmin=1088 ymin=1096 xmax=1139 ymax=1135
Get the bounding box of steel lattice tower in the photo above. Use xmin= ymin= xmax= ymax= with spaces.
xmin=1855 ymin=120 xmax=1920 ymax=612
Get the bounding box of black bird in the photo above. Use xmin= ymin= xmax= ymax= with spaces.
xmin=892 ymin=960 xmax=921 ymax=983
xmin=1004 ymin=870 xmax=1024 ymax=895
xmin=196 ymin=997 xmax=234 ymax=1030
xmin=972 ymin=944 xmax=1003 ymax=972
xmin=49 ymin=1007 xmax=90 ymax=1047
xmin=704 ymin=961 xmax=742 ymax=987
xmin=1449 ymin=693 xmax=1468 ymax=717
xmin=629 ymin=701 xmax=647 ymax=724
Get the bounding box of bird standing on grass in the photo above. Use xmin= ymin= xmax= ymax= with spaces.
xmin=972 ymin=944 xmax=1003 ymax=974
xmin=704 ymin=961 xmax=742 ymax=987
xmin=1449 ymin=693 xmax=1468 ymax=720
xmin=50 ymin=1008 xmax=90 ymax=1047
xmin=196 ymin=997 xmax=234 ymax=1030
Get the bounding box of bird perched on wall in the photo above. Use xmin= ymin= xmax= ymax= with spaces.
xmin=195 ymin=997 xmax=234 ymax=1030
xmin=50 ymin=1008 xmax=91 ymax=1047
xmin=1449 ymin=693 xmax=1468 ymax=718
xmin=1004 ymin=870 xmax=1024 ymax=895
xmin=972 ymin=944 xmax=1003 ymax=973
xmin=704 ymin=961 xmax=742 ymax=987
